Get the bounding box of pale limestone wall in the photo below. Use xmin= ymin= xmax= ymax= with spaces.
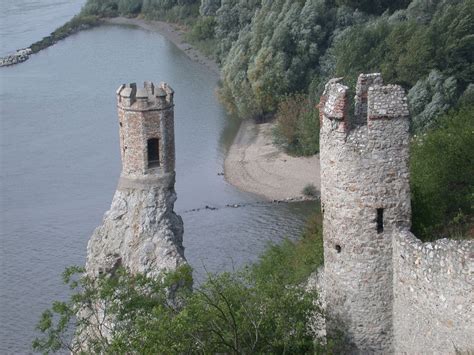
xmin=86 ymin=176 xmax=185 ymax=278
xmin=393 ymin=231 xmax=473 ymax=354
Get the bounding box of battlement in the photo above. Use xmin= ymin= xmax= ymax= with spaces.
xmin=320 ymin=73 xmax=409 ymax=132
xmin=367 ymin=84 xmax=409 ymax=119
xmin=117 ymin=82 xmax=174 ymax=110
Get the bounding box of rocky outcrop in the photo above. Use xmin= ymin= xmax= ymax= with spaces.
xmin=0 ymin=48 xmax=31 ymax=67
xmin=86 ymin=177 xmax=185 ymax=278
xmin=86 ymin=81 xmax=186 ymax=278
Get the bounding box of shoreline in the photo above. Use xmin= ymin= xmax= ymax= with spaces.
xmin=224 ymin=121 xmax=321 ymax=201
xmin=103 ymin=17 xmax=220 ymax=75
xmin=5 ymin=15 xmax=321 ymax=202
xmin=108 ymin=17 xmax=322 ymax=201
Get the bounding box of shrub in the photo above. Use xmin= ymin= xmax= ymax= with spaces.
xmin=189 ymin=16 xmax=216 ymax=40
xmin=118 ymin=0 xmax=143 ymax=15
xmin=274 ymin=93 xmax=320 ymax=156
xmin=33 ymin=213 xmax=327 ymax=353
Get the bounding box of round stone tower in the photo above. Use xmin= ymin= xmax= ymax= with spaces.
xmin=86 ymin=81 xmax=185 ymax=278
xmin=319 ymin=74 xmax=411 ymax=352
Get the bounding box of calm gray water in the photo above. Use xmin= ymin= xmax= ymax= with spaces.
xmin=0 ymin=2 xmax=316 ymax=353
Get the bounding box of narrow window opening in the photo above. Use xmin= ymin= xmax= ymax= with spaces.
xmin=147 ymin=138 xmax=160 ymax=168
xmin=335 ymin=245 xmax=341 ymax=253
xmin=377 ymin=208 xmax=384 ymax=233
xmin=119 ymin=122 xmax=123 ymax=127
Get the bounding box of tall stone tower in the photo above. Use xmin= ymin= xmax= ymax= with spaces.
xmin=86 ymin=81 xmax=185 ymax=278
xmin=319 ymin=74 xmax=411 ymax=352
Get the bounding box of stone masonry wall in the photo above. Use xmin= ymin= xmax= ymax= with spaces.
xmin=319 ymin=74 xmax=411 ymax=353
xmin=117 ymin=82 xmax=175 ymax=178
xmin=319 ymin=73 xmax=473 ymax=354
xmin=393 ymin=231 xmax=473 ymax=353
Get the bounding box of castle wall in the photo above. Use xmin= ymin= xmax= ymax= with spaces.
xmin=319 ymin=75 xmax=411 ymax=352
xmin=319 ymin=73 xmax=473 ymax=354
xmin=393 ymin=231 xmax=473 ymax=353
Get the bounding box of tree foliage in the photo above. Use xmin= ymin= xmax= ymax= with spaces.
xmin=410 ymin=104 xmax=474 ymax=241
xmin=335 ymin=0 xmax=411 ymax=15
xmin=274 ymin=93 xmax=320 ymax=156
xmin=33 ymin=214 xmax=328 ymax=353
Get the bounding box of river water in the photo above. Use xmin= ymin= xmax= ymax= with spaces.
xmin=0 ymin=1 xmax=316 ymax=353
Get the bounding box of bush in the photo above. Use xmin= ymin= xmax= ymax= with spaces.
xmin=335 ymin=0 xmax=411 ymax=15
xmin=274 ymin=94 xmax=320 ymax=156
xmin=33 ymin=213 xmax=327 ymax=353
xmin=189 ymin=16 xmax=216 ymax=40
xmin=118 ymin=0 xmax=143 ymax=15
xmin=410 ymin=104 xmax=474 ymax=241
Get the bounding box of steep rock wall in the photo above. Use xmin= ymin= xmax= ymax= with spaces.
xmin=86 ymin=174 xmax=185 ymax=278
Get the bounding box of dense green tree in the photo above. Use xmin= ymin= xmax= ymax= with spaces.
xmin=118 ymin=0 xmax=143 ymax=14
xmin=335 ymin=0 xmax=411 ymax=14
xmin=219 ymin=0 xmax=335 ymax=118
xmin=274 ymin=93 xmax=320 ymax=156
xmin=410 ymin=104 xmax=474 ymax=241
xmin=408 ymin=70 xmax=459 ymax=134
xmin=199 ymin=0 xmax=221 ymax=16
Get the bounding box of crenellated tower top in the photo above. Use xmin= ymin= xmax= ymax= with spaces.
xmin=117 ymin=81 xmax=174 ymax=110
xmin=319 ymin=73 xmax=409 ymax=133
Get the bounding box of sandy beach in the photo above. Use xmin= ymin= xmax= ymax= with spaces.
xmin=107 ymin=17 xmax=321 ymax=202
xmin=225 ymin=121 xmax=321 ymax=201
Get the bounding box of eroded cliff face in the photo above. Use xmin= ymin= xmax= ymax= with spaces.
xmin=86 ymin=181 xmax=185 ymax=278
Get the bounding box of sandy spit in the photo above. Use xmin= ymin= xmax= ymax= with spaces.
xmin=224 ymin=121 xmax=321 ymax=201
xmin=106 ymin=17 xmax=321 ymax=201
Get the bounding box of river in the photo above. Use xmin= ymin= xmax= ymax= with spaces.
xmin=0 ymin=1 xmax=316 ymax=353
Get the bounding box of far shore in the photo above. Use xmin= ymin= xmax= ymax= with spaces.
xmin=104 ymin=17 xmax=220 ymax=75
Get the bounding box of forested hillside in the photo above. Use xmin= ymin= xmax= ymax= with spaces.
xmin=77 ymin=0 xmax=473 ymax=240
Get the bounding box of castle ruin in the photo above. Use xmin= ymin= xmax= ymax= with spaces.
xmin=319 ymin=73 xmax=473 ymax=353
xmin=86 ymin=81 xmax=186 ymax=278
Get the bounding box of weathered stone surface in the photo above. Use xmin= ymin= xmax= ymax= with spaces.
xmin=317 ymin=73 xmax=473 ymax=354
xmin=306 ymin=267 xmax=327 ymax=344
xmin=320 ymin=74 xmax=410 ymax=353
xmin=86 ymin=175 xmax=185 ymax=277
xmin=393 ymin=231 xmax=473 ymax=353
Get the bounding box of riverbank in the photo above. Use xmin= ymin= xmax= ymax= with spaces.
xmin=225 ymin=121 xmax=321 ymax=201
xmin=107 ymin=17 xmax=321 ymax=202
xmin=104 ymin=17 xmax=220 ymax=75
xmin=4 ymin=14 xmax=321 ymax=202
